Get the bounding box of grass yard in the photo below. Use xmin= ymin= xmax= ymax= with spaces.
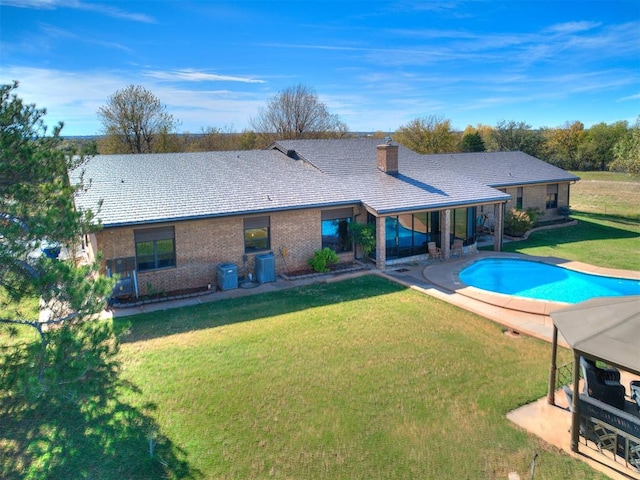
xmin=113 ymin=276 xmax=604 ymax=479
xmin=501 ymin=172 xmax=640 ymax=270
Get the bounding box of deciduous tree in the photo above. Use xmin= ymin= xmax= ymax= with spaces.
xmin=490 ymin=120 xmax=543 ymax=157
xmin=579 ymin=121 xmax=628 ymax=171
xmin=97 ymin=84 xmax=179 ymax=154
xmin=250 ymin=84 xmax=348 ymax=145
xmin=394 ymin=115 xmax=457 ymax=154
xmin=541 ymin=121 xmax=586 ymax=169
xmin=610 ymin=117 xmax=640 ymax=174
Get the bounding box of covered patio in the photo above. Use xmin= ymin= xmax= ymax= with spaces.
xmin=510 ymin=295 xmax=640 ymax=479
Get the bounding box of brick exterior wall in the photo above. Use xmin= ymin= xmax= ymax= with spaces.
xmin=93 ymin=205 xmax=359 ymax=295
xmin=491 ymin=182 xmax=572 ymax=226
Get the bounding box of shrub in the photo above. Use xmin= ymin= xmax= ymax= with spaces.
xmin=525 ymin=207 xmax=544 ymax=224
xmin=348 ymin=223 xmax=376 ymax=258
xmin=504 ymin=208 xmax=533 ymax=237
xmin=308 ymin=247 xmax=339 ymax=273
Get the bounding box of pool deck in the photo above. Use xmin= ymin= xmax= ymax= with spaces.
xmin=422 ymin=250 xmax=640 ymax=316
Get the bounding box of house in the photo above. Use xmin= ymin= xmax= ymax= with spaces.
xmin=74 ymin=138 xmax=579 ymax=296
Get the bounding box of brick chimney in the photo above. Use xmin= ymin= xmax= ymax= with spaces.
xmin=377 ymin=143 xmax=399 ymax=175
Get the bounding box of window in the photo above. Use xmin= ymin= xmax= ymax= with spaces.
xmin=546 ymin=184 xmax=558 ymax=209
xmin=384 ymin=212 xmax=435 ymax=259
xmin=244 ymin=216 xmax=270 ymax=252
xmin=321 ymin=208 xmax=352 ymax=252
xmin=135 ymin=227 xmax=175 ymax=272
xmin=516 ymin=187 xmax=523 ymax=210
xmin=451 ymin=207 xmax=476 ymax=246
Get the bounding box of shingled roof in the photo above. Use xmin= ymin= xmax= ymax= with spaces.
xmin=73 ymin=149 xmax=358 ymax=227
xmin=272 ymin=139 xmax=511 ymax=214
xmin=272 ymin=138 xmax=579 ymax=186
xmin=427 ymin=150 xmax=580 ymax=188
xmin=74 ymin=138 xmax=575 ymax=227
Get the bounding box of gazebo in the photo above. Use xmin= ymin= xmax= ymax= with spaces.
xmin=548 ymin=295 xmax=640 ymax=471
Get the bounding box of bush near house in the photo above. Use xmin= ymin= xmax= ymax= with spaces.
xmin=348 ymin=223 xmax=376 ymax=258
xmin=308 ymin=247 xmax=339 ymax=272
xmin=504 ymin=208 xmax=534 ymax=237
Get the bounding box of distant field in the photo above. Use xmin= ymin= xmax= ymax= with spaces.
xmin=569 ymin=171 xmax=640 ymax=220
xmin=570 ymin=171 xmax=640 ymax=182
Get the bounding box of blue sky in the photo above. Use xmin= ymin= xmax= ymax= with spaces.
xmin=1 ymin=0 xmax=639 ymax=136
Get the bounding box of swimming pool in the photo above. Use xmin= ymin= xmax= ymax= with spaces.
xmin=459 ymin=258 xmax=640 ymax=304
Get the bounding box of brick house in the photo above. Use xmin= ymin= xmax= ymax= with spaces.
xmin=74 ymin=138 xmax=578 ymax=296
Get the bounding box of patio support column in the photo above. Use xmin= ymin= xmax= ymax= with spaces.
xmin=375 ymin=215 xmax=386 ymax=270
xmin=547 ymin=325 xmax=558 ymax=405
xmin=570 ymin=350 xmax=581 ymax=453
xmin=493 ymin=203 xmax=504 ymax=252
xmin=441 ymin=209 xmax=451 ymax=259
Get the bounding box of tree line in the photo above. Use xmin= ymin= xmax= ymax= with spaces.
xmin=89 ymin=83 xmax=640 ymax=174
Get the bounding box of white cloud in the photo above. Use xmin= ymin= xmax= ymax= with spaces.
xmin=0 ymin=0 xmax=61 ymax=8
xmin=39 ymin=23 xmax=134 ymax=53
xmin=144 ymin=69 xmax=266 ymax=84
xmin=0 ymin=66 xmax=266 ymax=135
xmin=544 ymin=21 xmax=601 ymax=35
xmin=0 ymin=0 xmax=155 ymax=23
xmin=618 ymin=93 xmax=640 ymax=102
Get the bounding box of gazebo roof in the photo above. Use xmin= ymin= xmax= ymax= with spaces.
xmin=551 ymin=295 xmax=640 ymax=376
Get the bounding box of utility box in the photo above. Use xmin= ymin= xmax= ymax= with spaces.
xmin=255 ymin=252 xmax=276 ymax=283
xmin=216 ymin=263 xmax=238 ymax=291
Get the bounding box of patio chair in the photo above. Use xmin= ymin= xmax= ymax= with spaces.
xmin=631 ymin=380 xmax=640 ymax=414
xmin=451 ymin=238 xmax=464 ymax=257
xmin=427 ymin=242 xmax=442 ymax=261
xmin=580 ymin=356 xmax=626 ymax=411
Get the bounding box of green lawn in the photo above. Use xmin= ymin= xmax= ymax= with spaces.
xmin=501 ymin=213 xmax=640 ymax=270
xmin=500 ymin=172 xmax=640 ymax=270
xmin=111 ymin=276 xmax=603 ymax=479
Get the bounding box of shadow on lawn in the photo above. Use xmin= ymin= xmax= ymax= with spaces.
xmin=572 ymin=211 xmax=640 ymax=227
xmin=115 ymin=274 xmax=406 ymax=344
xmin=0 ymin=321 xmax=202 ymax=479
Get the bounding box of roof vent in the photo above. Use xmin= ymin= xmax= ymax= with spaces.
xmin=377 ymin=143 xmax=399 ymax=175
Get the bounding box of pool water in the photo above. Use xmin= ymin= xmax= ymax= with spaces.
xmin=459 ymin=258 xmax=640 ymax=304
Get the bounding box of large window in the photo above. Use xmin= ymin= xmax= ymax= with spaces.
xmin=385 ymin=212 xmax=436 ymax=259
xmin=546 ymin=184 xmax=558 ymax=209
xmin=321 ymin=208 xmax=353 ymax=253
xmin=135 ymin=226 xmax=175 ymax=272
xmin=451 ymin=207 xmax=476 ymax=246
xmin=244 ymin=216 xmax=270 ymax=252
